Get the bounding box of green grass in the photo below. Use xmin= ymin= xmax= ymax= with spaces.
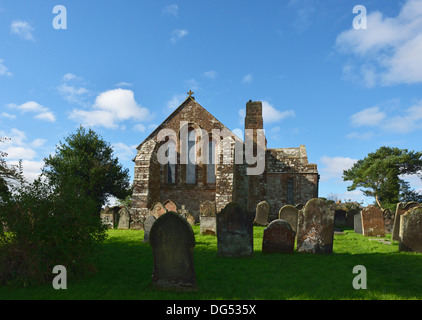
xmin=1 ymin=226 xmax=421 ymax=300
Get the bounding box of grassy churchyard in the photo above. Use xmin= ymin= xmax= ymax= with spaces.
xmin=0 ymin=225 xmax=421 ymax=300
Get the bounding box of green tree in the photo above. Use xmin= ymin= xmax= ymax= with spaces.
xmin=43 ymin=126 xmax=131 ymax=211
xmin=0 ymin=137 xmax=24 ymax=199
xmin=343 ymin=146 xmax=422 ymax=210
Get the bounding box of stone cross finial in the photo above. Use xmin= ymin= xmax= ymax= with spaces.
xmin=187 ymin=90 xmax=194 ymax=98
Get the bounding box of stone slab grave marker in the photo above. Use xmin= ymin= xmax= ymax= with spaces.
xmin=117 ymin=207 xmax=130 ymax=230
xmin=262 ymin=219 xmax=295 ymax=254
xmin=334 ymin=209 xmax=347 ymax=228
xmin=399 ymin=207 xmax=422 ymax=253
xmin=200 ymin=200 xmax=217 ymax=235
xmin=297 ymin=198 xmax=335 ymax=254
xmin=278 ymin=205 xmax=299 ymax=234
xmin=392 ymin=202 xmax=420 ymax=241
xmin=354 ymin=211 xmax=363 ymax=234
xmin=150 ymin=211 xmax=196 ymax=290
xmin=163 ymin=199 xmax=178 ymax=213
xmin=361 ymin=205 xmax=385 ymax=237
xmin=346 ymin=205 xmax=361 ymax=229
xmin=217 ymin=202 xmax=253 ymax=258
xmin=150 ymin=202 xmax=167 ymax=219
xmin=254 ymin=201 xmax=270 ymax=226
xmin=142 ymin=214 xmax=156 ymax=243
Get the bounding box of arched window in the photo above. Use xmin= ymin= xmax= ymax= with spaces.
xmin=166 ymin=141 xmax=176 ymax=184
xmin=207 ymin=140 xmax=216 ymax=183
xmin=186 ymin=129 xmax=196 ymax=184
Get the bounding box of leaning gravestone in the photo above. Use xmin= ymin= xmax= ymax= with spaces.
xmin=163 ymin=199 xmax=178 ymax=213
xmin=142 ymin=214 xmax=156 ymax=243
xmin=354 ymin=212 xmax=363 ymax=234
xmin=297 ymin=198 xmax=335 ymax=254
xmin=254 ymin=201 xmax=270 ymax=226
xmin=361 ymin=205 xmax=385 ymax=237
xmin=262 ymin=219 xmax=295 ymax=254
xmin=150 ymin=211 xmax=196 ymax=289
xmin=217 ymin=202 xmax=254 ymax=257
xmin=399 ymin=207 xmax=422 ymax=253
xmin=392 ymin=202 xmax=420 ymax=241
xmin=200 ymin=200 xmax=217 ymax=235
xmin=117 ymin=207 xmax=130 ymax=230
xmin=150 ymin=202 xmax=167 ymax=219
xmin=278 ymin=205 xmax=299 ymax=234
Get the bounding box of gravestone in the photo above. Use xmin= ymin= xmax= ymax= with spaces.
xmin=100 ymin=212 xmax=114 ymax=229
xmin=383 ymin=209 xmax=394 ymax=234
xmin=254 ymin=201 xmax=270 ymax=226
xmin=262 ymin=219 xmax=295 ymax=254
xmin=334 ymin=209 xmax=347 ymax=228
xmin=295 ymin=203 xmax=304 ymax=210
xmin=392 ymin=202 xmax=420 ymax=241
xmin=361 ymin=205 xmax=385 ymax=237
xmin=346 ymin=206 xmax=360 ymax=229
xmin=296 ymin=198 xmax=335 ymax=254
xmin=150 ymin=202 xmax=167 ymax=219
xmin=200 ymin=200 xmax=217 ymax=235
xmin=354 ymin=212 xmax=363 ymax=234
xmin=150 ymin=211 xmax=196 ymax=289
xmin=130 ymin=208 xmax=146 ymax=230
xmin=117 ymin=207 xmax=130 ymax=230
xmin=142 ymin=214 xmax=156 ymax=243
xmin=399 ymin=207 xmax=422 ymax=253
xmin=163 ymin=199 xmax=178 ymax=213
xmin=217 ymin=202 xmax=254 ymax=258
xmin=278 ymin=205 xmax=299 ymax=234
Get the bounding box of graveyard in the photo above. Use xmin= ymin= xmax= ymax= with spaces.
xmin=1 ymin=203 xmax=421 ymax=300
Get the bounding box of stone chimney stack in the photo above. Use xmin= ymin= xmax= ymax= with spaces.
xmin=244 ymin=100 xmax=266 ymax=148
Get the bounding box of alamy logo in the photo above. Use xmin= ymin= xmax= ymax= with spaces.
xmin=353 ymin=5 xmax=367 ymax=30
xmin=156 ymin=121 xmax=266 ymax=176
xmin=52 ymin=5 xmax=67 ymax=30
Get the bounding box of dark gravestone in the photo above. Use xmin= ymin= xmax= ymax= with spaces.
xmin=142 ymin=214 xmax=156 ymax=243
xmin=217 ymin=202 xmax=253 ymax=258
xmin=278 ymin=205 xmax=299 ymax=234
xmin=150 ymin=211 xmax=196 ymax=290
xmin=297 ymin=198 xmax=335 ymax=254
xmin=399 ymin=207 xmax=422 ymax=253
xmin=334 ymin=210 xmax=347 ymax=228
xmin=383 ymin=209 xmax=394 ymax=234
xmin=354 ymin=212 xmax=363 ymax=234
xmin=361 ymin=205 xmax=385 ymax=237
xmin=262 ymin=219 xmax=295 ymax=254
xmin=392 ymin=202 xmax=420 ymax=241
xmin=346 ymin=206 xmax=360 ymax=229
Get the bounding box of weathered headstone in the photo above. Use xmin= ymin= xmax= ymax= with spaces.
xmin=150 ymin=211 xmax=196 ymax=290
xmin=117 ymin=207 xmax=130 ymax=230
xmin=254 ymin=201 xmax=270 ymax=226
xmin=383 ymin=209 xmax=394 ymax=234
xmin=217 ymin=202 xmax=253 ymax=257
xmin=297 ymin=198 xmax=335 ymax=254
xmin=150 ymin=202 xmax=167 ymax=219
xmin=262 ymin=219 xmax=295 ymax=254
xmin=200 ymin=200 xmax=217 ymax=235
xmin=334 ymin=209 xmax=347 ymax=228
xmin=130 ymin=208 xmax=146 ymax=230
xmin=100 ymin=212 xmax=114 ymax=229
xmin=142 ymin=214 xmax=156 ymax=243
xmin=163 ymin=199 xmax=178 ymax=213
xmin=399 ymin=207 xmax=422 ymax=253
xmin=278 ymin=205 xmax=299 ymax=234
xmin=392 ymin=202 xmax=420 ymax=241
xmin=361 ymin=205 xmax=385 ymax=237
xmin=346 ymin=206 xmax=361 ymax=229
xmin=354 ymin=211 xmax=363 ymax=234
xmin=295 ymin=203 xmax=304 ymax=210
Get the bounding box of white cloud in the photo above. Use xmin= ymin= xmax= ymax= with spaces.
xmin=69 ymin=89 xmax=150 ymax=129
xmin=114 ymin=82 xmax=132 ymax=87
xmin=203 ymin=70 xmax=218 ymax=79
xmin=319 ymin=156 xmax=357 ymax=182
xmin=171 ymin=29 xmax=188 ymax=44
xmin=8 ymin=101 xmax=56 ymax=122
xmin=112 ymin=142 xmax=137 ymax=161
xmin=336 ymin=0 xmax=422 ymax=86
xmin=242 ymin=74 xmax=253 ymax=84
xmin=163 ymin=4 xmax=178 ymax=17
xmin=262 ymin=101 xmax=295 ymax=124
xmin=0 ymin=59 xmax=12 ymax=77
xmin=62 ymin=73 xmax=79 ymax=81
xmin=8 ymin=160 xmax=44 ymax=183
xmin=166 ymin=94 xmax=186 ymax=111
xmin=58 ymin=83 xmax=89 ymax=104
xmin=350 ymin=107 xmax=386 ymax=127
xmin=0 ymin=112 xmax=16 ymax=119
xmin=10 ymin=20 xmax=35 ymax=41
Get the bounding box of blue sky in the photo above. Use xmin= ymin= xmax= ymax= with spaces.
xmin=1 ymin=0 xmax=422 ymax=205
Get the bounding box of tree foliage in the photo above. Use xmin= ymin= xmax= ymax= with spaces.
xmin=0 ymin=137 xmax=24 ymax=198
xmin=343 ymin=146 xmax=422 ymax=209
xmin=42 ymin=126 xmax=131 ymax=211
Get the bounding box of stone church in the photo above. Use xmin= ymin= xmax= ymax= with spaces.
xmin=132 ymin=92 xmax=319 ymax=221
